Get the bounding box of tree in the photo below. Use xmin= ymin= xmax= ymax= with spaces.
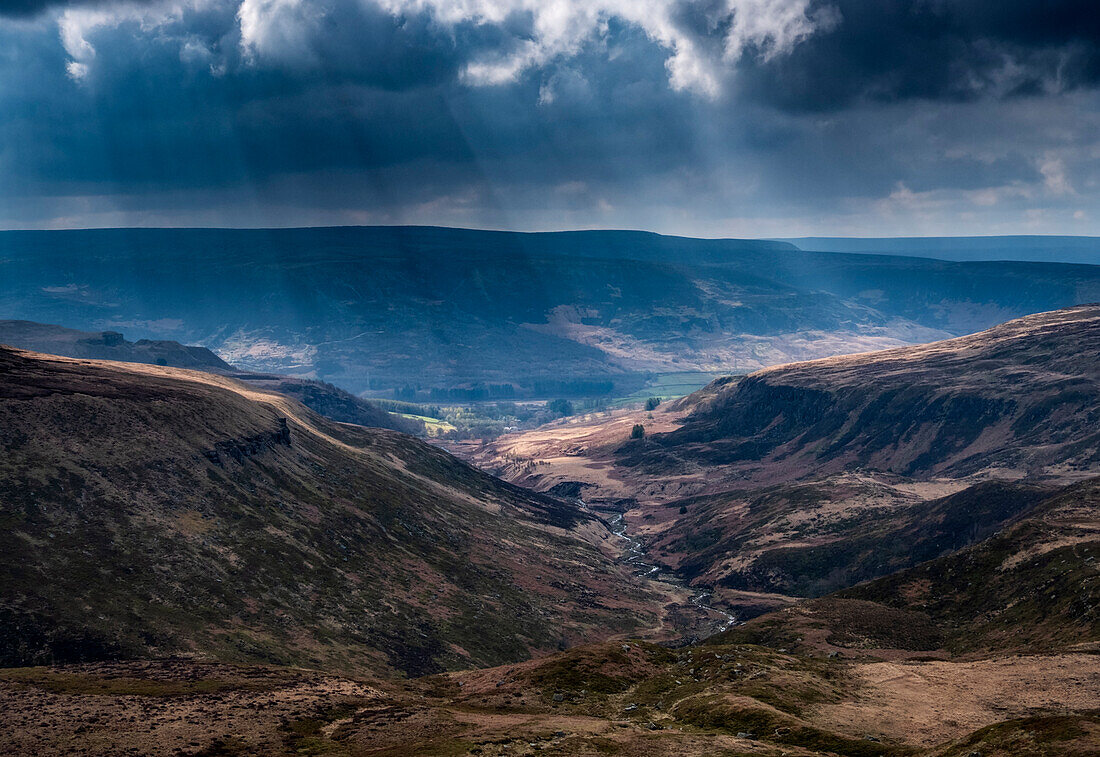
xmin=679 ymin=505 xmax=687 ymax=515
xmin=631 ymin=424 xmax=645 ymax=439
xmin=547 ymin=398 xmax=574 ymax=417
xmin=644 ymin=396 xmax=661 ymax=411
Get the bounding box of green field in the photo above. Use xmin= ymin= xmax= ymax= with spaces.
xmin=608 ymin=371 xmax=726 ymax=408
xmin=395 ymin=413 xmax=457 ymax=436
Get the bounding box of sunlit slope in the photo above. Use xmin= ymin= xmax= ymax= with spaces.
xmin=836 ymin=476 xmax=1100 ymax=654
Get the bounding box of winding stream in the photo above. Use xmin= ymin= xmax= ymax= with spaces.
xmin=605 ymin=511 xmax=738 ymax=636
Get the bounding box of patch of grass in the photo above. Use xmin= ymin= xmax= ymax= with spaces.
xmin=192 ymin=736 xmax=253 ymax=756
xmin=0 ymin=668 xmax=275 ymax=697
xmin=708 ymin=620 xmax=804 ymax=651
xmin=279 ymin=701 xmax=363 ymax=756
xmin=396 ymin=413 xmax=457 ymax=436
xmin=673 ymin=694 xmax=914 ymax=757
xmin=608 ymin=372 xmax=723 ymax=408
xmin=510 ymin=643 xmax=679 ymax=707
xmin=939 ymin=714 xmax=1100 ymax=756
xmin=590 ymin=737 xmax=624 ymax=754
xmin=530 ymin=657 xmax=632 ymax=697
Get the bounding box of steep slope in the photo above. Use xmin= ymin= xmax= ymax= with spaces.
xmin=628 ymin=305 xmax=1100 ymax=483
xmin=652 ymin=479 xmax=1054 ymax=597
xmin=0 ymin=347 xmax=658 ymax=676
xmin=4 ymin=226 xmax=1099 ymax=396
xmin=0 ymin=320 xmax=420 ymax=434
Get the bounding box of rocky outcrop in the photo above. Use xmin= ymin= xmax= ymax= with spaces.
xmin=202 ymin=418 xmax=291 ymax=465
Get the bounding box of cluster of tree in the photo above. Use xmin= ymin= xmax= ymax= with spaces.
xmin=382 ymin=377 xmax=643 ymax=403
xmin=392 ymin=385 xmax=419 ymax=401
xmin=531 ymin=379 xmax=615 ymax=397
xmin=390 ymin=383 xmax=520 ymax=402
xmin=428 ymin=384 xmax=518 ymax=401
xmin=546 ymin=399 xmax=574 ymax=417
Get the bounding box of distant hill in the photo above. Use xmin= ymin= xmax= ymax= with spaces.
xmin=783 ymin=235 xmax=1100 ymax=264
xmin=0 ymin=319 xmax=230 ymax=370
xmin=0 ymin=346 xmax=657 ymax=675
xmin=219 ymin=371 xmax=423 ymax=434
xmin=3 ymin=226 xmax=1100 ymax=398
xmin=0 ymin=319 xmax=421 ymax=435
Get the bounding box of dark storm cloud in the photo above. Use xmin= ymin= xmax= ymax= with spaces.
xmin=0 ymin=0 xmax=1099 ymax=234
xmin=0 ymin=0 xmax=154 ymax=17
xmin=0 ymin=10 xmax=696 ymax=191
xmin=739 ymin=0 xmax=1100 ymax=111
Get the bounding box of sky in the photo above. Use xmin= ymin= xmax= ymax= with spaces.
xmin=1 ymin=0 xmax=1099 ymax=236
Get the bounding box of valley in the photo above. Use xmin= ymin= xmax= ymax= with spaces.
xmin=457 ymin=306 xmax=1100 ymax=609
xmin=6 ymin=0 xmax=1100 ymax=750
xmin=2 ymin=265 xmax=1099 ymax=755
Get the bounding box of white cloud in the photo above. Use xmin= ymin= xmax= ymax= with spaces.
xmin=52 ymin=0 xmax=828 ymax=95
xmin=1038 ymin=154 xmax=1074 ymax=195
xmin=373 ymin=0 xmax=828 ymax=96
xmin=58 ymin=1 xmax=199 ymax=80
xmin=237 ymin=0 xmax=322 ymax=65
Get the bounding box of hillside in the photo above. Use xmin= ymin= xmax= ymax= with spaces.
xmin=837 ymin=476 xmax=1100 ymax=654
xmin=3 ymin=227 xmax=1100 ymax=397
xmin=718 ymin=475 xmax=1100 ymax=662
xmin=651 ymin=478 xmax=1055 ymax=598
xmin=626 ymin=305 xmax=1100 ymax=483
xmin=0 ymin=346 xmax=659 ymax=677
xmin=601 ymin=306 xmax=1100 ymax=605
xmin=0 ymin=320 xmax=420 ymax=434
